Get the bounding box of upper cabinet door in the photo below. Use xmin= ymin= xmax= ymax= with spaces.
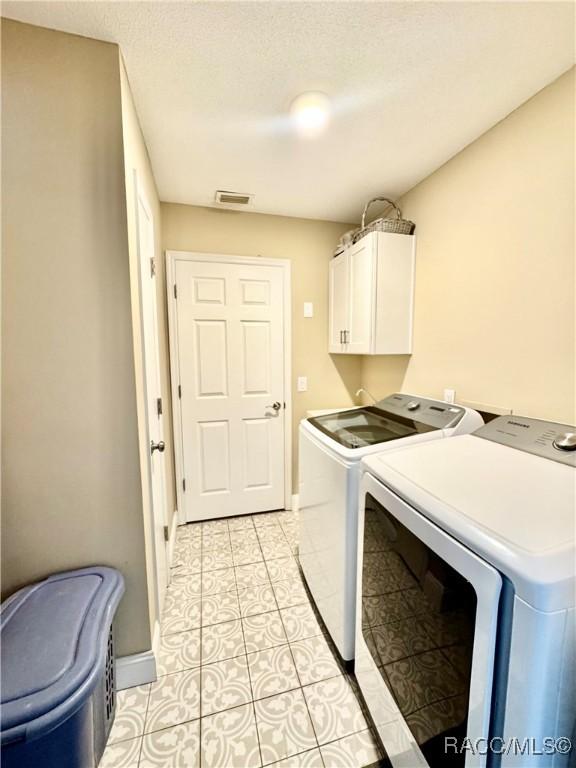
xmin=327 ymin=232 xmax=415 ymax=356
xmin=373 ymin=233 xmax=416 ymax=354
xmin=346 ymin=239 xmax=376 ymax=354
xmin=329 ymin=252 xmax=349 ymax=353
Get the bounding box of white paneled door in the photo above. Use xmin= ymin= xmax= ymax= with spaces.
xmin=135 ymin=173 xmax=168 ymax=613
xmin=171 ymin=256 xmax=289 ymax=522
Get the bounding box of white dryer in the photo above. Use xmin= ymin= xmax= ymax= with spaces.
xmin=298 ymin=393 xmax=483 ymax=664
xmin=355 ymin=415 xmax=575 ymax=767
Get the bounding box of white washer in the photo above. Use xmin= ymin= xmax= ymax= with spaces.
xmin=355 ymin=415 xmax=575 ymax=768
xmin=298 ymin=393 xmax=483 ymax=663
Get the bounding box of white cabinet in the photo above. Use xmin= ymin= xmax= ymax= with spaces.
xmin=329 ymin=231 xmax=415 ymax=355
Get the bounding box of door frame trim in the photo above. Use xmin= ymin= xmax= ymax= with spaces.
xmin=165 ymin=250 xmax=293 ymax=521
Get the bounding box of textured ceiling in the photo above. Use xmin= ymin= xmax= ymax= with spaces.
xmin=3 ymin=1 xmax=574 ymax=223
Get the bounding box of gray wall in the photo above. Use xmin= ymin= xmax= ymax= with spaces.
xmin=1 ymin=20 xmax=151 ymax=656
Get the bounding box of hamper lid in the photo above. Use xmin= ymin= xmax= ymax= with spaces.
xmin=0 ymin=567 xmax=124 ymax=743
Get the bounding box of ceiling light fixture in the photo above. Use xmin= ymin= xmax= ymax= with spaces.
xmin=289 ymin=91 xmax=331 ymax=138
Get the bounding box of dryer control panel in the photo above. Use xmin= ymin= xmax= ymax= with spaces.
xmin=475 ymin=415 xmax=576 ymax=467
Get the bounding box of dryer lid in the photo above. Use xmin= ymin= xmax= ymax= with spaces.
xmin=362 ymin=433 xmax=575 ymax=611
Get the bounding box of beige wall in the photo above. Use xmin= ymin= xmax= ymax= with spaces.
xmin=362 ymin=68 xmax=575 ymax=424
xmin=1 ymin=20 xmax=151 ymax=656
xmin=161 ymin=204 xmax=360 ymax=491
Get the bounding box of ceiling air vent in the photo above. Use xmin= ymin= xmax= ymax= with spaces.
xmin=214 ymin=190 xmax=254 ymax=209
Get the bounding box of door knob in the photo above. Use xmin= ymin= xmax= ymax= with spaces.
xmin=267 ymin=402 xmax=282 ymax=412
xmin=151 ymin=440 xmax=165 ymax=454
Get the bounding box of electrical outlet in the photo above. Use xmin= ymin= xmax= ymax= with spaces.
xmin=303 ymin=302 xmax=314 ymax=318
xmin=297 ymin=376 xmax=308 ymax=392
xmin=443 ymin=388 xmax=456 ymax=404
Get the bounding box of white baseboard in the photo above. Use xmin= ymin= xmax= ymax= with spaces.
xmin=116 ymin=647 xmax=157 ymax=690
xmin=291 ymin=494 xmax=299 ymax=512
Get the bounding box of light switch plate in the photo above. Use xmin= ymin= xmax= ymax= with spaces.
xmin=443 ymin=388 xmax=456 ymax=404
xmin=303 ymin=302 xmax=314 ymax=318
xmin=297 ymin=376 xmax=308 ymax=392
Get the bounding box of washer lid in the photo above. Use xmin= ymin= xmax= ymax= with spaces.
xmin=305 ymin=393 xmax=469 ymax=450
xmin=308 ymin=405 xmax=438 ymax=449
xmin=362 ymin=435 xmax=575 ymax=611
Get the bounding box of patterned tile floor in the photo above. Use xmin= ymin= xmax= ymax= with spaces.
xmin=101 ymin=510 xmax=383 ymax=768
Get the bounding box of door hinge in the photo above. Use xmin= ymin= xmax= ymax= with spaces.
xmin=178 ymin=384 xmax=182 ymax=399
xmin=182 ymin=478 xmax=186 ymax=492
xmin=163 ymin=525 xmax=169 ymax=542
xmin=173 ymin=284 xmax=178 ymax=299
xmin=156 ymin=397 xmax=162 ymax=416
xmin=150 ymin=257 xmax=156 ymax=277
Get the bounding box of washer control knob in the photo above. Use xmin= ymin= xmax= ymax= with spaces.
xmin=407 ymin=401 xmax=420 ymax=411
xmin=553 ymin=432 xmax=576 ymax=451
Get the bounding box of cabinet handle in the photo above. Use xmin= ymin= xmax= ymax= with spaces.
xmin=339 ymin=330 xmax=343 ymax=344
xmin=344 ymin=330 xmax=349 ymax=344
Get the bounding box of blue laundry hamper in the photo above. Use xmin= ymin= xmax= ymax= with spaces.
xmin=0 ymin=566 xmax=125 ymax=768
